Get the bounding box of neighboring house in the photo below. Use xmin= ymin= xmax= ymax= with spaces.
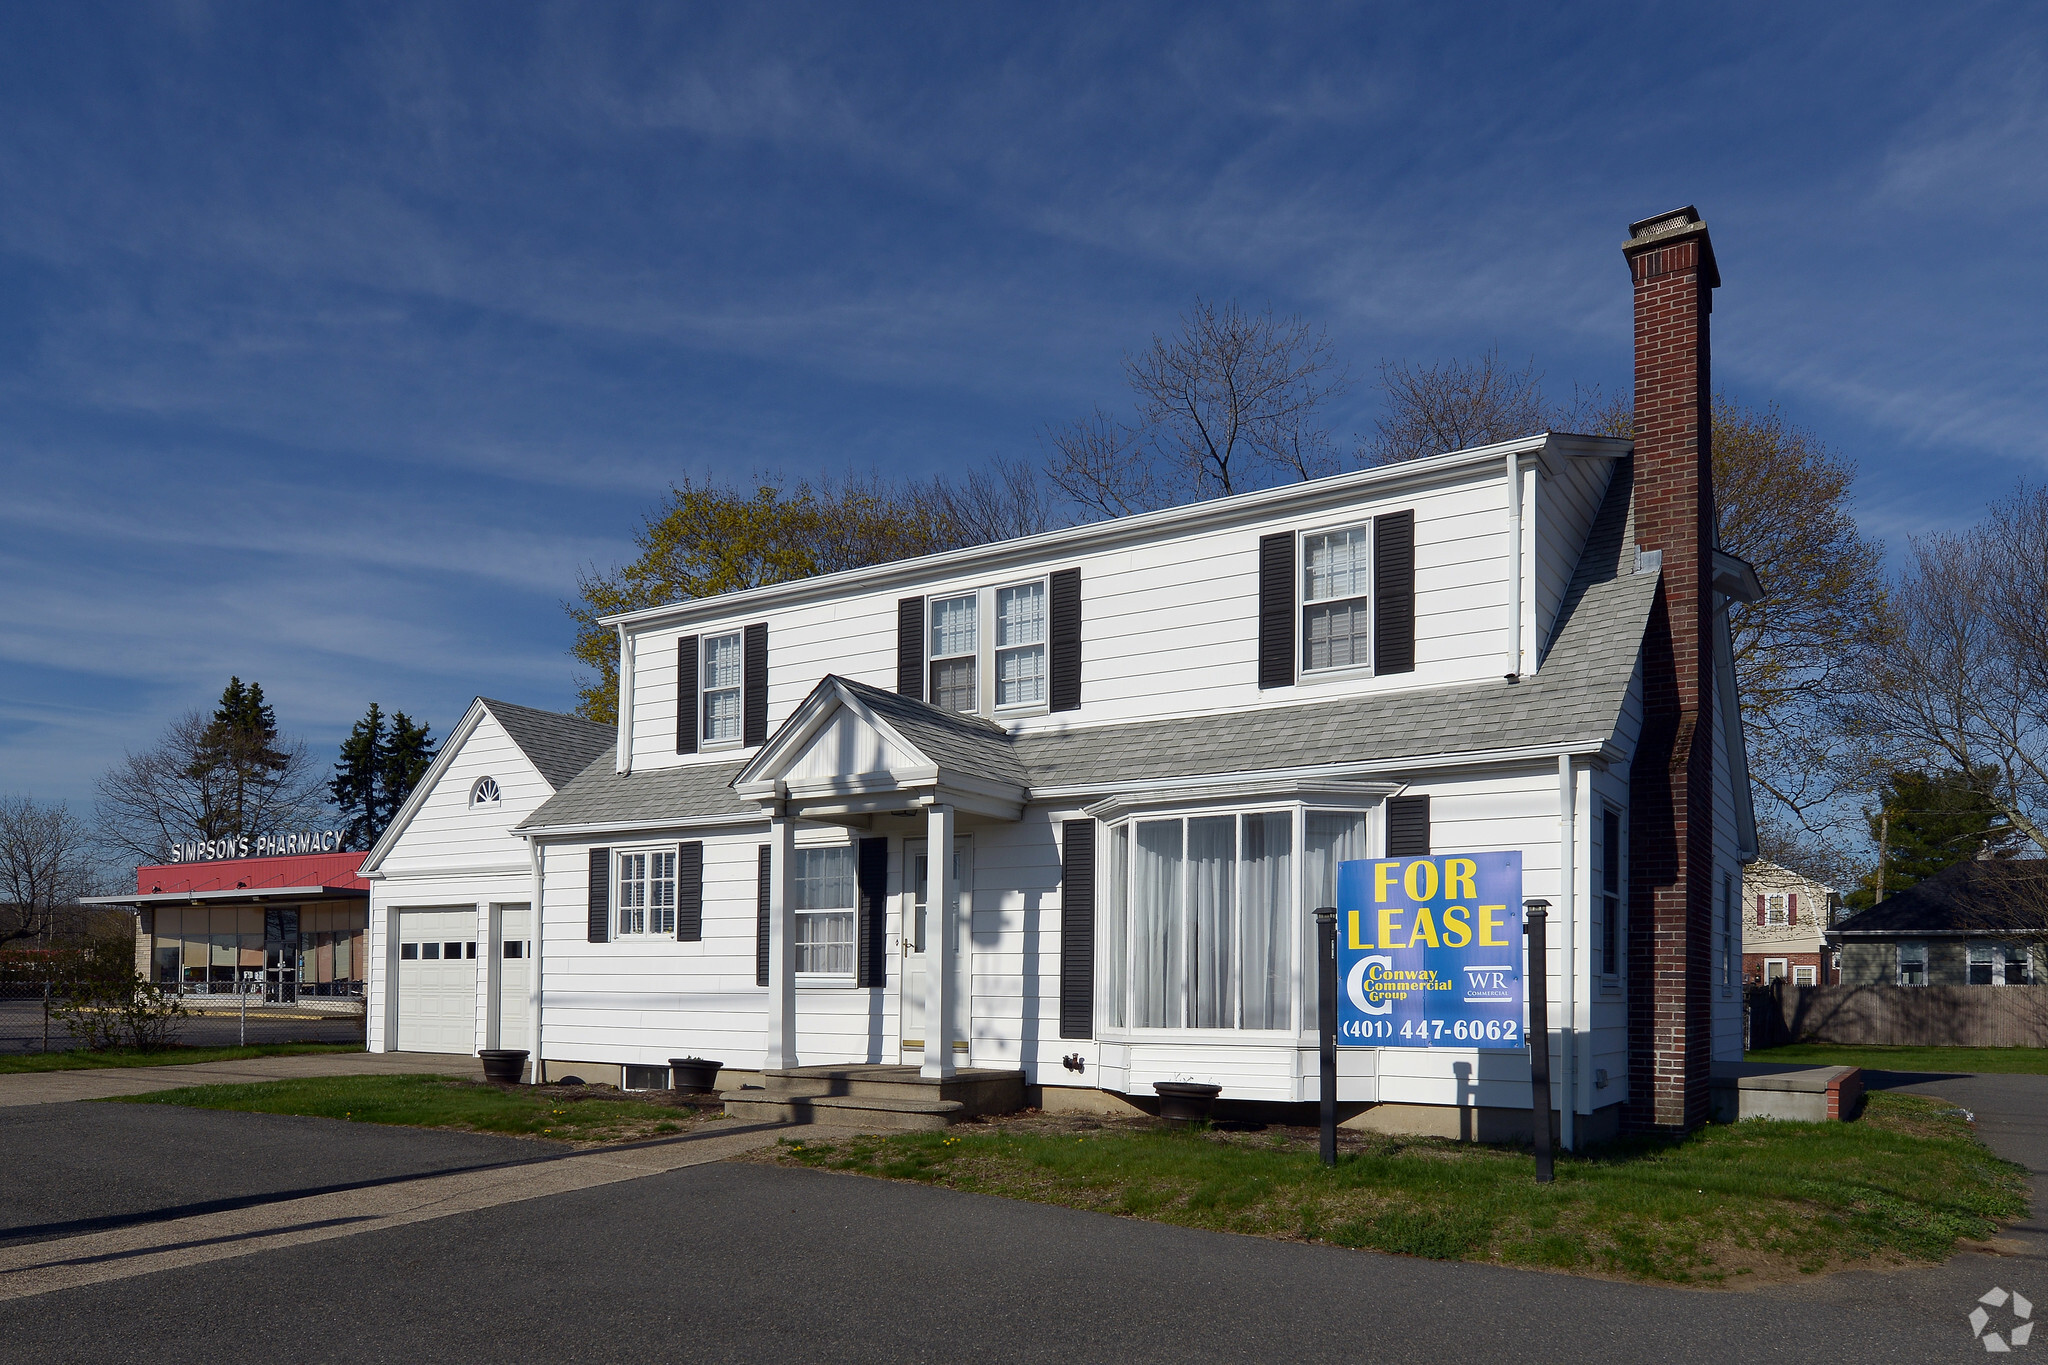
xmin=363 ymin=207 xmax=1759 ymax=1143
xmin=1741 ymin=861 xmax=1839 ymax=985
xmin=358 ymin=699 xmax=612 ymax=1060
xmin=1831 ymin=858 xmax=2048 ymax=988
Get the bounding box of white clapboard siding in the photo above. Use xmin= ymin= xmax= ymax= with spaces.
xmin=622 ymin=468 xmax=1538 ymax=771
xmin=1534 ymin=457 xmax=1614 ymax=657
xmin=378 ymin=711 xmax=551 ymax=876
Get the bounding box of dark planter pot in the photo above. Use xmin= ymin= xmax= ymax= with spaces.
xmin=1153 ymin=1081 xmax=1222 ymax=1125
xmin=478 ymin=1049 xmax=529 ymax=1085
xmin=668 ymin=1057 xmax=724 ymax=1093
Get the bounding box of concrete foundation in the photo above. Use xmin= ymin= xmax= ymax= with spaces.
xmin=1709 ymin=1061 xmax=1864 ymax=1122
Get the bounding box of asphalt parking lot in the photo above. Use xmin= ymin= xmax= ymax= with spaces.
xmin=0 ymin=1074 xmax=2042 ymax=1363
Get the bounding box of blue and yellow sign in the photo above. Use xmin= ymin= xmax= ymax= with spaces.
xmin=1335 ymin=851 xmax=1524 ymax=1049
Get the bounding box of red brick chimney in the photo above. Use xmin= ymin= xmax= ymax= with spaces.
xmin=1622 ymin=206 xmax=1719 ymax=1135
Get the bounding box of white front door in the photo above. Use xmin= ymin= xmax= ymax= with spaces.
xmin=493 ymin=904 xmax=531 ymax=1051
xmin=395 ymin=908 xmax=479 ymax=1054
xmin=899 ymin=839 xmax=970 ymax=1062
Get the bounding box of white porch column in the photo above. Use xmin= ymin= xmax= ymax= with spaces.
xmin=922 ymin=802 xmax=956 ymax=1079
xmin=765 ymin=814 xmax=798 ymax=1070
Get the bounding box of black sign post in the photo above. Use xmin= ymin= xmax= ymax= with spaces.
xmin=1523 ymin=898 xmax=1554 ymax=1184
xmin=1316 ymin=906 xmax=1338 ymax=1166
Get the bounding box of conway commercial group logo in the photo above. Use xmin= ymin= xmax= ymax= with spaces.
xmin=1971 ymin=1286 xmax=2033 ymax=1352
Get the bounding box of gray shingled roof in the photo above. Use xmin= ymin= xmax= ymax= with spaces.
xmin=515 ymin=463 xmax=1654 ymax=829
xmin=834 ymin=676 xmax=1029 ymax=789
xmin=517 ymin=748 xmax=755 ymax=831
xmin=1833 ymin=859 xmax=2048 ymax=936
xmin=481 ymin=699 xmax=616 ymax=792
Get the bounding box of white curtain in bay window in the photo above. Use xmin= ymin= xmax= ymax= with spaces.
xmin=1304 ymin=812 xmax=1369 ymax=1002
xmin=1102 ymin=824 xmax=1129 ymax=1029
xmin=1186 ymin=816 xmax=1235 ymax=1028
xmin=1132 ymin=821 xmax=1184 ymax=1027
xmin=1239 ymin=812 xmax=1292 ymax=1030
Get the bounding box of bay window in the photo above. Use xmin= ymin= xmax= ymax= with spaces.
xmin=793 ymin=846 xmax=856 ymax=975
xmin=1099 ymin=803 xmax=1373 ymax=1035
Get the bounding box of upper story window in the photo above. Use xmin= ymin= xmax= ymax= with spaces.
xmin=995 ymin=581 xmax=1046 ymax=707
xmin=617 ymin=848 xmax=677 ymax=937
xmin=929 ymin=594 xmax=978 ymax=712
xmin=1301 ymin=526 xmax=1371 ymax=673
xmin=1764 ymin=894 xmax=1788 ymax=926
xmin=702 ymin=632 xmax=743 ymax=745
xmin=792 ymin=846 xmax=855 ymax=975
xmin=470 ymin=777 xmax=501 ymax=807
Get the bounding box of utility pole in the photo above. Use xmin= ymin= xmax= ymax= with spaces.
xmin=1875 ymin=811 xmax=1890 ymax=904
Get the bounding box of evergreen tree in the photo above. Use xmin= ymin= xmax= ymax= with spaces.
xmin=330 ymin=704 xmax=436 ymax=848
xmin=190 ymin=677 xmax=291 ymax=837
xmin=381 ymin=712 xmax=438 ymax=824
xmin=1843 ymin=768 xmax=2017 ymax=909
xmin=331 ymin=703 xmax=387 ymax=848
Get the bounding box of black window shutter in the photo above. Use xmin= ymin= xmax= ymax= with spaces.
xmin=587 ymin=847 xmax=610 ymax=943
xmin=754 ymin=844 xmax=771 ymax=987
xmin=1386 ymin=796 xmax=1431 ymax=857
xmin=742 ymin=622 xmax=769 ymax=746
xmin=897 ymin=597 xmax=925 ymax=699
xmin=1373 ymin=510 xmax=1415 ymax=675
xmin=676 ymin=841 xmax=704 ymax=942
xmin=676 ymin=635 xmax=699 ymax=754
xmin=1049 ymin=568 xmax=1082 ymax=712
xmin=1059 ymin=819 xmax=1096 ymax=1040
xmin=855 ymin=837 xmax=888 ymax=989
xmin=1257 ymin=532 xmax=1296 ymax=689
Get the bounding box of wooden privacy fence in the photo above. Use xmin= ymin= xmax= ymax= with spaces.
xmin=1750 ymin=983 xmax=2048 ymax=1048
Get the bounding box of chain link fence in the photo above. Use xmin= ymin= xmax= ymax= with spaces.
xmin=0 ymin=978 xmax=365 ymax=1054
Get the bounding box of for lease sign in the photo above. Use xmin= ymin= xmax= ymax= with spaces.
xmin=1335 ymin=851 xmax=1524 ymax=1049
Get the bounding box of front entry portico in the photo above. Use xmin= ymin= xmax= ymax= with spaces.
xmin=733 ymin=676 xmax=1029 ymax=1080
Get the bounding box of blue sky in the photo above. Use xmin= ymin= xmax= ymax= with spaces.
xmin=3 ymin=2 xmax=2043 ymax=812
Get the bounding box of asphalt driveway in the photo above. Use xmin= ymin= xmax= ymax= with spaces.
xmin=0 ymin=1074 xmax=2043 ymax=1363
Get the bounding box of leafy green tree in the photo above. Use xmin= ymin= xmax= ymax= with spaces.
xmin=1842 ymin=768 xmax=2017 ymax=909
xmin=567 ymin=475 xmax=966 ymax=724
xmin=331 ymin=704 xmax=436 ymax=847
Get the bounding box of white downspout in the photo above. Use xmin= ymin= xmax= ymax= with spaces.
xmin=614 ymin=626 xmax=636 ymax=776
xmin=1558 ymin=753 xmax=1576 ymax=1152
xmin=1506 ymin=452 xmax=1523 ymax=678
xmin=527 ymin=836 xmax=544 ymax=1084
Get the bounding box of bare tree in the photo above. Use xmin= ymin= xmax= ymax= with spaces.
xmin=917 ymin=456 xmax=1063 ymax=545
xmin=1364 ymin=349 xmax=1549 ymax=465
xmin=1864 ymin=485 xmax=2048 ymax=858
xmin=96 ymin=709 xmax=328 ymax=865
xmin=1047 ymin=298 xmax=1349 ymax=515
xmin=0 ymin=796 xmax=99 ymax=946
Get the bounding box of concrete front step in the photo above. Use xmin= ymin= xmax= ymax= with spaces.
xmin=755 ymin=1065 xmax=1026 ymax=1117
xmin=722 ymin=1090 xmax=968 ymax=1132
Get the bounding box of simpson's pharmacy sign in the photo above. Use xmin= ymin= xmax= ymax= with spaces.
xmin=166 ymin=830 xmax=347 ymax=863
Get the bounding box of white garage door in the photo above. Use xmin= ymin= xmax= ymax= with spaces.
xmin=395 ymin=908 xmax=478 ymax=1054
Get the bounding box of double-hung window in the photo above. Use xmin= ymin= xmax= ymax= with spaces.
xmin=1764 ymin=894 xmax=1788 ymax=926
xmin=617 ymin=849 xmax=676 ymax=937
xmin=929 ymin=595 xmax=978 ymax=713
xmin=995 ymin=581 xmax=1047 ymax=707
xmin=1301 ymin=526 xmax=1371 ymax=673
xmin=1898 ymin=942 xmax=1928 ymax=986
xmin=1718 ymin=872 xmax=1733 ymax=991
xmin=702 ymin=632 xmax=743 ymax=744
xmin=793 ymin=846 xmax=856 ymax=975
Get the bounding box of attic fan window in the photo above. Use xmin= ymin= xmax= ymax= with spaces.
xmin=470 ymin=777 xmax=500 ymax=807
xmin=929 ymin=594 xmax=978 ymax=712
xmin=702 ymin=632 xmax=743 ymax=743
xmin=1301 ymin=527 xmax=1371 ymax=672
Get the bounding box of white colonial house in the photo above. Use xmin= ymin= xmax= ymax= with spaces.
xmin=363 ymin=206 xmax=1759 ymax=1144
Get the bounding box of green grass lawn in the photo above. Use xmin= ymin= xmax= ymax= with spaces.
xmin=765 ymin=1093 xmax=2026 ymax=1284
xmin=1746 ymin=1043 xmax=2048 ymax=1075
xmin=115 ymin=1072 xmax=717 ymax=1142
xmin=0 ymin=1042 xmax=364 ymax=1074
